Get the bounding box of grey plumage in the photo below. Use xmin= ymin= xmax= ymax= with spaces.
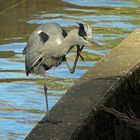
xmin=22 ymin=22 xmax=100 ymax=123
xmin=23 ymin=22 xmax=100 ymax=77
xmin=23 ymin=23 xmax=67 ymax=76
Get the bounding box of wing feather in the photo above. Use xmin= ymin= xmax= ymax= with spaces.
xmin=22 ymin=23 xmax=66 ymax=75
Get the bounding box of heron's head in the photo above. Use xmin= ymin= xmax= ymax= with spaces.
xmin=77 ymin=23 xmax=100 ymax=48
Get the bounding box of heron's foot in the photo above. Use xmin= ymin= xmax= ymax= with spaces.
xmin=77 ymin=45 xmax=85 ymax=61
xmin=39 ymin=117 xmax=62 ymax=124
xmin=77 ymin=51 xmax=84 ymax=61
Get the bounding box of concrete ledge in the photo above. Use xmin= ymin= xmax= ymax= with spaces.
xmin=25 ymin=28 xmax=140 ymax=140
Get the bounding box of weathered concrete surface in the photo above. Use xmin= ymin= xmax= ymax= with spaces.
xmin=25 ymin=28 xmax=140 ymax=140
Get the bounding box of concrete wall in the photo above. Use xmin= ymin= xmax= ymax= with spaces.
xmin=25 ymin=28 xmax=140 ymax=140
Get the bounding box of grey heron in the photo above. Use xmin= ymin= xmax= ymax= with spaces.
xmin=22 ymin=22 xmax=100 ymax=123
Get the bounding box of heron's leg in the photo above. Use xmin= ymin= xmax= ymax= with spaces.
xmin=39 ymin=74 xmax=61 ymax=124
xmin=65 ymin=57 xmax=74 ymax=73
xmin=70 ymin=45 xmax=84 ymax=61
xmin=77 ymin=45 xmax=84 ymax=61
xmin=65 ymin=45 xmax=85 ymax=73
xmin=44 ymin=74 xmax=49 ymax=117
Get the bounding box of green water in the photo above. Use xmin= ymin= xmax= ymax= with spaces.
xmin=0 ymin=0 xmax=140 ymax=139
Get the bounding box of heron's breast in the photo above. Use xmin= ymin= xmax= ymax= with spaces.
xmin=43 ymin=56 xmax=64 ymax=69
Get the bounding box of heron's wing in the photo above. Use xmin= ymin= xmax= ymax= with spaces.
xmin=22 ymin=23 xmax=66 ymax=56
xmin=22 ymin=23 xmax=67 ymax=75
xmin=27 ymin=42 xmax=65 ymax=74
xmin=24 ymin=32 xmax=44 ymax=75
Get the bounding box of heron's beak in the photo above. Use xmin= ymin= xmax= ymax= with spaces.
xmin=86 ymin=38 xmax=101 ymax=48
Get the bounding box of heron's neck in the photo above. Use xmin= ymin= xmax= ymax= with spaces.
xmin=58 ymin=32 xmax=78 ymax=55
